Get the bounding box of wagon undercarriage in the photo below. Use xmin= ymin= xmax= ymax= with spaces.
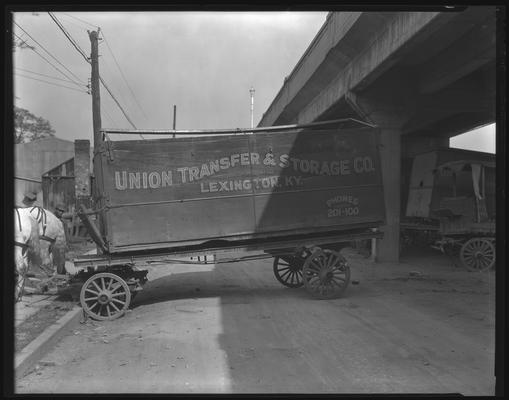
xmin=71 ymin=229 xmax=382 ymax=321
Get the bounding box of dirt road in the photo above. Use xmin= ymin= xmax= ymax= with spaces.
xmin=16 ymin=248 xmax=495 ymax=394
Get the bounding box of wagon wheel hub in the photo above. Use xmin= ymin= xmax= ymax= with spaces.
xmin=302 ymin=249 xmax=351 ymax=300
xmin=273 ymin=255 xmax=304 ymax=288
xmin=320 ymin=269 xmax=334 ymax=282
xmin=98 ymin=292 xmax=112 ymax=305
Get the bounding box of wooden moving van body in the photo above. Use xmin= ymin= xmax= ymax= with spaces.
xmin=92 ymin=126 xmax=386 ymax=254
xmin=404 ymin=148 xmax=496 ymax=223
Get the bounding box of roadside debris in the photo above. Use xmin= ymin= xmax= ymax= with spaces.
xmin=38 ymin=361 xmax=56 ymax=367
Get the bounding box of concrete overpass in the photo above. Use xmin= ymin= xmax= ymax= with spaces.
xmin=258 ymin=7 xmax=497 ymax=262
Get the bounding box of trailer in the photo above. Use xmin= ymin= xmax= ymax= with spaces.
xmin=72 ymin=119 xmax=386 ymax=320
xmin=401 ymin=148 xmax=496 ymax=271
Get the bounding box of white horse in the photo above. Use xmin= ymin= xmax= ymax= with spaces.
xmin=14 ymin=208 xmax=41 ymax=302
xmin=28 ymin=206 xmax=67 ymax=275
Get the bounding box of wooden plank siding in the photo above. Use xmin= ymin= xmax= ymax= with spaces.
xmin=96 ymin=127 xmax=386 ymax=253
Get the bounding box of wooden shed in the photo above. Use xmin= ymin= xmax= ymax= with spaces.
xmin=14 ymin=137 xmax=74 ymax=206
xmin=42 ymin=158 xmax=75 ymax=212
xmin=41 ymin=140 xmax=93 ymax=240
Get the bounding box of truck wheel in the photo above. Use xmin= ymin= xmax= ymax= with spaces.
xmin=460 ymin=238 xmax=495 ymax=272
xmin=80 ymin=272 xmax=131 ymax=321
xmin=273 ymin=256 xmax=304 ymax=288
xmin=302 ymin=249 xmax=350 ymax=299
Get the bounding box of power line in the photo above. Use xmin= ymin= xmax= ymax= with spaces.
xmin=15 ymin=73 xmax=90 ymax=94
xmin=45 ymin=18 xmax=141 ymax=137
xmin=13 ymin=36 xmax=34 ymax=50
xmin=13 ymin=32 xmax=86 ymax=89
xmin=100 ymin=76 xmax=145 ymax=138
xmin=48 ymin=12 xmax=90 ymax=64
xmin=98 ymin=79 xmax=144 ymax=139
xmin=62 ymin=13 xmax=98 ymax=29
xmin=102 ymin=32 xmax=148 ymax=121
xmin=15 ymin=67 xmax=84 ymax=86
xmin=57 ymin=14 xmax=90 ymax=31
xmin=99 ymin=76 xmax=137 ymax=130
xmin=100 ymin=56 xmax=132 ymax=116
xmin=13 ymin=21 xmax=85 ymax=85
xmin=99 ymin=77 xmax=146 ymax=137
xmin=99 ymin=67 xmax=142 ymax=136
xmin=101 ymin=107 xmax=118 ymax=127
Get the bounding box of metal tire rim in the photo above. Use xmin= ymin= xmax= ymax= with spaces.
xmin=80 ymin=272 xmax=131 ymax=321
xmin=302 ymin=249 xmax=350 ymax=299
xmin=460 ymin=238 xmax=495 ymax=272
xmin=273 ymin=256 xmax=304 ymax=288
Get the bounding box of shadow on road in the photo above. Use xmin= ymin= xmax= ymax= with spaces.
xmin=127 ymin=247 xmax=494 ymax=394
xmin=131 ymin=261 xmax=310 ymax=310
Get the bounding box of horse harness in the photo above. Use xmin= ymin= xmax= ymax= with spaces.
xmin=30 ymin=206 xmax=57 ymax=244
xmin=14 ymin=207 xmax=30 ymax=253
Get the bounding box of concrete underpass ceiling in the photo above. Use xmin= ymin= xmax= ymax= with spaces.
xmin=345 ymin=11 xmax=496 ymax=139
xmin=401 ymin=62 xmax=496 ymax=138
xmin=260 ymin=7 xmax=497 ymax=139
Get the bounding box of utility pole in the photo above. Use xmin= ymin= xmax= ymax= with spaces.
xmin=89 ymin=29 xmax=102 ymax=147
xmin=173 ymin=105 xmax=176 ymax=138
xmin=88 ymin=29 xmax=103 ymax=249
xmin=249 ymin=87 xmax=255 ymax=129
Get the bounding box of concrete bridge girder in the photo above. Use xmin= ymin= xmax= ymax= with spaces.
xmin=417 ymin=15 xmax=496 ymax=94
xmin=293 ymin=11 xmax=452 ymax=126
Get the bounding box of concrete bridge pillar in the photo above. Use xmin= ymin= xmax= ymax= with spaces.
xmin=345 ymin=80 xmax=416 ymax=262
xmin=376 ymin=125 xmax=403 ymax=262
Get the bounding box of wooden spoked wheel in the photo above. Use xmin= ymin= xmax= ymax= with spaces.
xmin=80 ymin=272 xmax=131 ymax=321
xmin=273 ymin=256 xmax=304 ymax=288
xmin=459 ymin=238 xmax=495 ymax=272
xmin=302 ymin=249 xmax=350 ymax=299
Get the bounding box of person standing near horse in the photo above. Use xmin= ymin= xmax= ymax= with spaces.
xmin=19 ymin=191 xmax=38 ymax=207
xmin=54 ymin=203 xmax=72 ymax=246
xmin=54 ymin=203 xmax=73 ymax=222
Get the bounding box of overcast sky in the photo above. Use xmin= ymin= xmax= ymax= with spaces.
xmin=13 ymin=11 xmax=495 ymax=153
xmin=13 ymin=12 xmax=328 ymax=139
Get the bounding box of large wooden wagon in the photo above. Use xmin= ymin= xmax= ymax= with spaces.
xmin=431 ymin=159 xmax=496 ymax=271
xmin=72 ymin=119 xmax=386 ymax=320
xmin=401 ymin=148 xmax=496 ymax=271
